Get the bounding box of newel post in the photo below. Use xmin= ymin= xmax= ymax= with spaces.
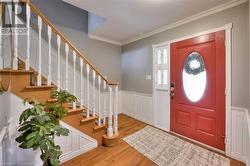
xmin=107 ymin=85 xmax=114 ymax=137
xmin=103 ymin=83 xmax=119 ymax=147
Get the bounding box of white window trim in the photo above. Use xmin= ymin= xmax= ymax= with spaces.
xmin=153 ymin=46 xmax=169 ymax=90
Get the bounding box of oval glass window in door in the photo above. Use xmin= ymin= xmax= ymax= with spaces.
xmin=182 ymin=52 xmax=207 ymax=102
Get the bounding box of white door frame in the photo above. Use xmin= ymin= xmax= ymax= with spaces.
xmin=152 ymin=23 xmax=232 ymax=156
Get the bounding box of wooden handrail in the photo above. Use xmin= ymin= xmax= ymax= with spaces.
xmin=22 ymin=0 xmax=118 ymax=86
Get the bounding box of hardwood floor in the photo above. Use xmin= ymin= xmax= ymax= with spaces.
xmin=61 ymin=114 xmax=245 ymax=166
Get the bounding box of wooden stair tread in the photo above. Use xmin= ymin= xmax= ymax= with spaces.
xmin=102 ymin=133 xmax=119 ymax=139
xmin=93 ymin=124 xmax=106 ymax=131
xmin=68 ymin=102 xmax=85 ymax=109
xmin=81 ymin=116 xmax=98 ymax=123
xmin=70 ymin=106 xmax=87 ymax=110
xmin=67 ymin=108 xmax=84 ymax=114
xmin=25 ymin=85 xmax=56 ymax=89
xmin=47 ymin=98 xmax=58 ymax=103
xmin=0 ymin=69 xmax=33 ymax=74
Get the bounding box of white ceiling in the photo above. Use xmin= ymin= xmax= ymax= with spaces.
xmin=63 ymin=0 xmax=244 ymax=45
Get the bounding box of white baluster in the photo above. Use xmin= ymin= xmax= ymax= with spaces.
xmin=73 ymin=51 xmax=76 ymax=109
xmin=98 ymin=76 xmax=101 ymax=126
xmin=86 ymin=64 xmax=90 ymax=119
xmin=92 ymin=71 xmax=96 ymax=116
xmin=13 ymin=4 xmax=19 ymax=70
xmin=57 ymin=35 xmax=61 ymax=90
xmin=37 ymin=16 xmax=42 ymax=86
xmin=103 ymin=80 xmax=107 ymax=125
xmin=107 ymin=86 xmax=114 ymax=137
xmin=25 ymin=4 xmax=30 ymax=70
xmin=114 ymin=85 xmax=119 ymax=134
xmin=47 ymin=26 xmax=52 ymax=85
xmin=65 ymin=43 xmax=69 ymax=90
xmin=80 ymin=58 xmax=83 ymax=108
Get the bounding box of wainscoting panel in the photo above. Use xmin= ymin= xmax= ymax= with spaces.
xmin=121 ymin=92 xmax=250 ymax=164
xmin=121 ymin=91 xmax=153 ymax=125
xmin=0 ymin=126 xmax=7 ymax=166
xmin=231 ymin=107 xmax=249 ymax=163
xmin=246 ymin=110 xmax=250 ymax=166
xmin=4 ymin=93 xmax=97 ymax=166
xmin=56 ymin=122 xmax=98 ymax=163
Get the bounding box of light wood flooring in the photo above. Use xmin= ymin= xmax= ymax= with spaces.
xmin=61 ymin=114 xmax=245 ymax=166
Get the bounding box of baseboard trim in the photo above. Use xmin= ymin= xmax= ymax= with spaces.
xmin=60 ymin=143 xmax=97 ymax=163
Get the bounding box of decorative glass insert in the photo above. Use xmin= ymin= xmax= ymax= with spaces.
xmin=163 ymin=70 xmax=168 ymax=85
xmin=154 ymin=46 xmax=168 ymax=90
xmin=157 ymin=50 xmax=162 ymax=64
xmin=163 ymin=49 xmax=167 ymax=64
xmin=182 ymin=52 xmax=207 ymax=102
xmin=157 ymin=70 xmax=162 ymax=85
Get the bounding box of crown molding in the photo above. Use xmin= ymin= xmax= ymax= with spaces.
xmin=88 ymin=34 xmax=122 ymax=46
xmin=122 ymin=0 xmax=248 ymax=45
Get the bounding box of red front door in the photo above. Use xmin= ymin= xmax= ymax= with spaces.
xmin=170 ymin=31 xmax=226 ymax=150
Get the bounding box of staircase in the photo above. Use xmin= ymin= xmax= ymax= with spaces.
xmin=0 ymin=0 xmax=119 ymax=148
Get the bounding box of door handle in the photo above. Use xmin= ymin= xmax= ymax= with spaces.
xmin=170 ymin=82 xmax=175 ymax=98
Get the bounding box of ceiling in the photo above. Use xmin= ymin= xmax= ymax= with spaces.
xmin=63 ymin=0 xmax=244 ymax=45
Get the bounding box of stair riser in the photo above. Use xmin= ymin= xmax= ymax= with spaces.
xmin=63 ymin=113 xmax=96 ymax=135
xmin=62 ymin=113 xmax=104 ymax=145
xmin=1 ymin=73 xmax=53 ymax=103
xmin=0 ymin=73 xmax=31 ymax=89
xmin=93 ymin=129 xmax=106 ymax=146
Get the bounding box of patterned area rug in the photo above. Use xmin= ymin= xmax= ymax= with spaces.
xmin=123 ymin=126 xmax=229 ymax=166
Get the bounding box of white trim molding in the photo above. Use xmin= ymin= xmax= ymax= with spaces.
xmin=123 ymin=0 xmax=246 ymax=45
xmin=88 ymin=34 xmax=122 ymax=46
xmin=152 ymin=44 xmax=171 ymax=132
xmin=74 ymin=0 xmax=245 ymax=46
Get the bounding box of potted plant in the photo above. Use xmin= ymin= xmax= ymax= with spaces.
xmin=16 ymin=90 xmax=77 ymax=166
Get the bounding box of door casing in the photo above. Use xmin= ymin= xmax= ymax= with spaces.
xmin=152 ymin=23 xmax=232 ymax=155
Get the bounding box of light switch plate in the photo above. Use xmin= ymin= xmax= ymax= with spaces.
xmin=146 ymin=75 xmax=152 ymax=80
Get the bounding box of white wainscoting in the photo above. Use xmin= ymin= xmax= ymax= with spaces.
xmin=231 ymin=107 xmax=249 ymax=163
xmin=56 ymin=122 xmax=97 ymax=164
xmin=121 ymin=91 xmax=153 ymax=125
xmin=0 ymin=126 xmax=7 ymax=166
xmin=3 ymin=93 xmax=97 ymax=166
xmin=246 ymin=110 xmax=250 ymax=166
xmin=120 ymin=91 xmax=250 ymax=164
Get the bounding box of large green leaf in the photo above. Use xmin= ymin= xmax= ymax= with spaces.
xmin=17 ymin=91 xmax=76 ymax=166
xmin=26 ymin=131 xmax=39 ymax=140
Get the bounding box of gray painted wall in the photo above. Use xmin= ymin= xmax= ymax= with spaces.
xmin=31 ymin=0 xmax=122 ymax=86
xmin=122 ymin=3 xmax=249 ymax=109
